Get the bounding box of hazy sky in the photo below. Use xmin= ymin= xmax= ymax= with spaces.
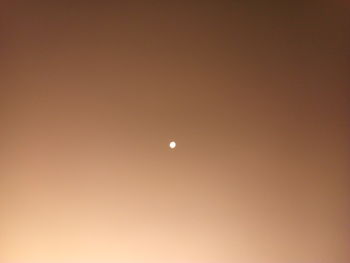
xmin=1 ymin=1 xmax=350 ymax=263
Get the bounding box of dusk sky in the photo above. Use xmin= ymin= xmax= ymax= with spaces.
xmin=1 ymin=1 xmax=350 ymax=263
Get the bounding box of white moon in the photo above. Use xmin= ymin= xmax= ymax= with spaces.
xmin=169 ymin=141 xmax=176 ymax=149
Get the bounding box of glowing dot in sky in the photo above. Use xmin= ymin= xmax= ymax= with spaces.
xmin=169 ymin=141 xmax=176 ymax=149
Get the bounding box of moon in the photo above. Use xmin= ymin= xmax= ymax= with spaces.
xmin=169 ymin=141 xmax=176 ymax=149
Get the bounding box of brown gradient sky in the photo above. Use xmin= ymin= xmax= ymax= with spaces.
xmin=1 ymin=1 xmax=350 ymax=263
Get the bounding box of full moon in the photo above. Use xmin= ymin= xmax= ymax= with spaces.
xmin=169 ymin=141 xmax=176 ymax=149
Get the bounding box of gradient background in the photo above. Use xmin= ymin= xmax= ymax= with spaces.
xmin=1 ymin=1 xmax=350 ymax=263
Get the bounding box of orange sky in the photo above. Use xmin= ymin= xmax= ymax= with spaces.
xmin=1 ymin=1 xmax=349 ymax=263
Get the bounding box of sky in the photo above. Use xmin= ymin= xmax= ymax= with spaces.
xmin=1 ymin=1 xmax=350 ymax=263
